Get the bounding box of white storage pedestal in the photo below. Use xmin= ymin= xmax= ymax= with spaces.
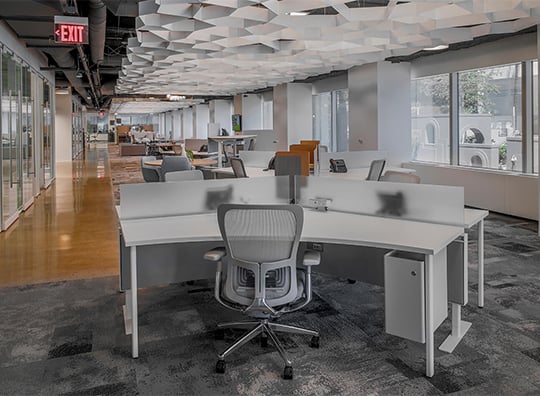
xmin=384 ymin=249 xmax=448 ymax=343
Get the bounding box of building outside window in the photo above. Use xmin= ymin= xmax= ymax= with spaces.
xmin=411 ymin=61 xmax=538 ymax=174
xmin=458 ymin=63 xmax=522 ymax=171
xmin=411 ymin=74 xmax=450 ymax=164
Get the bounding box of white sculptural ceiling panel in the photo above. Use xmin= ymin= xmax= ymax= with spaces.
xmin=116 ymin=0 xmax=540 ymax=96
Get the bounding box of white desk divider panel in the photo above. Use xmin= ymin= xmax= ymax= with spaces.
xmin=119 ymin=176 xmax=290 ymax=220
xmin=295 ymin=176 xmax=464 ymax=226
xmin=238 ymin=151 xmax=275 ymax=168
xmin=319 ymin=150 xmax=388 ymax=170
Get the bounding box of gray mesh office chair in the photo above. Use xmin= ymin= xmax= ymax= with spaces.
xmin=230 ymin=157 xmax=248 ymax=178
xmin=204 ymin=204 xmax=320 ymax=380
xmin=381 ymin=170 xmax=421 ymax=183
xmin=159 ymin=156 xmax=192 ymax=181
xmin=141 ymin=156 xmax=160 ymax=182
xmin=366 ymin=159 xmax=386 ymax=181
xmin=164 ymin=169 xmax=204 ymax=182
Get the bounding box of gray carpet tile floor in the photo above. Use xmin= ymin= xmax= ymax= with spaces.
xmin=0 ymin=212 xmax=539 ymax=395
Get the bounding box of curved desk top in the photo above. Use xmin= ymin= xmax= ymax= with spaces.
xmin=119 ymin=210 xmax=463 ymax=256
xmin=144 ymin=158 xmax=217 ymax=167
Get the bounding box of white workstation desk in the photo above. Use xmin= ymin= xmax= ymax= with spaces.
xmin=118 ymin=208 xmax=463 ymax=378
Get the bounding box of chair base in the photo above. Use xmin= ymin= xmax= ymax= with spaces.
xmin=215 ymin=319 xmax=319 ymax=379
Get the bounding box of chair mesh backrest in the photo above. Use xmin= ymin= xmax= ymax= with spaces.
xmin=164 ymin=169 xmax=204 ymax=182
xmin=366 ymin=159 xmax=386 ymax=181
xmin=230 ymin=158 xmax=248 ymax=178
xmin=221 ymin=207 xmax=298 ymax=262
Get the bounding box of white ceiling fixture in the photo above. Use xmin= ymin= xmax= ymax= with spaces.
xmin=110 ymin=98 xmax=204 ymax=114
xmin=116 ymin=0 xmax=540 ymax=96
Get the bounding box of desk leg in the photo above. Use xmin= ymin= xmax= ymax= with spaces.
xmin=217 ymin=141 xmax=223 ymax=168
xmin=130 ymin=246 xmax=139 ymax=358
xmin=425 ymin=254 xmax=434 ymax=378
xmin=439 ymin=303 xmax=472 ymax=353
xmin=478 ymin=219 xmax=484 ymax=308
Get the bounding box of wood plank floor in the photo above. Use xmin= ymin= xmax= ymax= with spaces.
xmin=0 ymin=143 xmax=119 ymax=287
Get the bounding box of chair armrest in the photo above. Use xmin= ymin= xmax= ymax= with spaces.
xmin=303 ymin=250 xmax=320 ymax=266
xmin=204 ymin=247 xmax=226 ymax=262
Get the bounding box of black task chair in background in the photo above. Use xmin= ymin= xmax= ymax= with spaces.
xmin=204 ymin=204 xmax=321 ymax=380
xmin=159 ymin=156 xmax=191 ymax=181
xmin=366 ymin=159 xmax=386 ymax=181
xmin=230 ymin=157 xmax=248 ymax=178
xmin=141 ymin=156 xmax=160 ymax=182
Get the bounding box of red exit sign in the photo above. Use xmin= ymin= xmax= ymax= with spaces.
xmin=54 ymin=16 xmax=88 ymax=44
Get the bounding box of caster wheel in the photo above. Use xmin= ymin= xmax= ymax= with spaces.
xmin=347 ymin=279 xmax=356 ymax=284
xmin=215 ymin=329 xmax=225 ymax=340
xmin=283 ymin=365 xmax=293 ymax=380
xmin=216 ymin=359 xmax=226 ymax=374
xmin=310 ymin=335 xmax=320 ymax=348
xmin=261 ymin=334 xmax=268 ymax=348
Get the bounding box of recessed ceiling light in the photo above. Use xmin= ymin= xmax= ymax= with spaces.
xmin=423 ymin=44 xmax=449 ymax=51
xmin=288 ymin=11 xmax=309 ymax=16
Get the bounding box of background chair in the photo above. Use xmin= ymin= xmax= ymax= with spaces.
xmin=204 ymin=204 xmax=320 ymax=379
xmin=140 ymin=156 xmax=160 ymax=182
xmin=274 ymin=151 xmax=309 ymax=177
xmin=164 ymin=169 xmax=204 ymax=182
xmin=160 ymin=156 xmax=192 ymax=181
xmin=381 ymin=170 xmax=421 ymax=184
xmin=366 ymin=159 xmax=386 ymax=181
xmin=230 ymin=157 xmax=248 ymax=178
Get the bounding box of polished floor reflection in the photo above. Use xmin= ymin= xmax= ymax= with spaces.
xmin=0 ymin=143 xmax=119 ymax=287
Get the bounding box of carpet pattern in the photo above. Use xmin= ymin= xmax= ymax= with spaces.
xmin=108 ymin=144 xmax=145 ymax=205
xmin=0 ymin=213 xmax=539 ymax=395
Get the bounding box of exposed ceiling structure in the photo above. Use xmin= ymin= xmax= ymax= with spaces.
xmin=0 ymin=0 xmax=140 ymax=110
xmin=2 ymin=1 xmax=540 ymax=114
xmin=117 ymin=0 xmax=540 ymax=97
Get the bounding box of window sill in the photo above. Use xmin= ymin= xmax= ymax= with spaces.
xmin=406 ymin=161 xmax=539 ymax=178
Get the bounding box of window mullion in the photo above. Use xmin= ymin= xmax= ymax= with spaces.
xmin=449 ymin=72 xmax=459 ymax=165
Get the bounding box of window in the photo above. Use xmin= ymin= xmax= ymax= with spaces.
xmin=312 ymin=89 xmax=349 ymax=152
xmin=411 ymin=74 xmax=450 ymax=163
xmin=412 ymin=61 xmax=538 ymax=174
xmin=458 ymin=63 xmax=522 ymax=171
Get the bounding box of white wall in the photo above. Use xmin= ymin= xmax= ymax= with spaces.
xmin=348 ymin=61 xmax=411 ymax=163
xmin=348 ymin=63 xmax=378 ymax=151
xmin=406 ymin=163 xmax=538 ymax=220
xmin=242 ymin=94 xmax=263 ymax=130
xmin=172 ymin=110 xmax=182 ymax=140
xmin=378 ymin=62 xmax=411 ymax=164
xmin=273 ymin=83 xmax=312 ymax=150
xmin=55 ymin=91 xmax=72 ymax=162
xmin=193 ymin=104 xmax=209 ymax=138
xmin=182 ymin=108 xmax=193 ymax=138
xmin=209 ymin=99 xmax=233 ymax=133
xmin=412 ymin=33 xmax=537 ymax=78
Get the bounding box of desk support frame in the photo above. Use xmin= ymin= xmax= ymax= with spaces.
xmin=439 ymin=233 xmax=471 ymax=353
xmin=123 ymin=246 xmax=139 ymax=358
xmin=425 ymin=253 xmax=434 ymax=378
xmin=478 ymin=220 xmax=484 ymax=307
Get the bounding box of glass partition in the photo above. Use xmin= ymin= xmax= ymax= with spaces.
xmin=21 ymin=64 xmax=34 ymax=207
xmin=119 ymin=176 xmax=291 ymax=220
xmin=295 ymin=176 xmax=464 ymax=226
xmin=2 ymin=50 xmax=23 ymax=228
xmin=42 ymin=80 xmax=53 ymax=185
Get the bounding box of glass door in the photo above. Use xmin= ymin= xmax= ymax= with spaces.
xmin=1 ymin=50 xmax=22 ymax=228
xmin=42 ymin=81 xmax=53 ymax=185
xmin=21 ymin=65 xmax=35 ymax=208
